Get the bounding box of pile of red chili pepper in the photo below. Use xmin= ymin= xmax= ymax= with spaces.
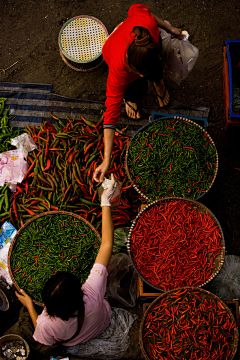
xmin=141 ymin=288 xmax=237 ymax=360
xmin=1 ymin=112 xmax=140 ymax=229
xmin=130 ymin=199 xmax=223 ymax=290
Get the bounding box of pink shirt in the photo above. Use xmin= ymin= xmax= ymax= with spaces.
xmin=33 ymin=263 xmax=112 ymax=346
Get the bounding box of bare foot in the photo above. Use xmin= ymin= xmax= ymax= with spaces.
xmin=125 ymin=100 xmax=141 ymax=119
xmin=154 ymin=81 xmax=170 ymax=107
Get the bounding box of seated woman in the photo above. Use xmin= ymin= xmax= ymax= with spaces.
xmin=15 ymin=174 xmax=116 ymax=348
xmin=93 ymin=4 xmax=182 ymax=183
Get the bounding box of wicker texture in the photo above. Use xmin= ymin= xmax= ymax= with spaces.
xmin=125 ymin=116 xmax=219 ymax=202
xmin=59 ymin=15 xmax=108 ymax=63
xmin=127 ymin=197 xmax=225 ymax=292
xmin=8 ymin=211 xmax=100 ymax=306
xmin=139 ymin=287 xmax=239 ymax=360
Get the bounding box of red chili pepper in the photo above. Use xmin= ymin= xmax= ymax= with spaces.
xmin=13 ymin=199 xmax=19 ymax=219
xmin=43 ymin=159 xmax=51 ymax=171
xmin=121 ymin=184 xmax=132 ymax=191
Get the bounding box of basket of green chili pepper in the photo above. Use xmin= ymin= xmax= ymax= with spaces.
xmin=127 ymin=197 xmax=225 ymax=292
xmin=139 ymin=287 xmax=238 ymax=360
xmin=125 ymin=116 xmax=218 ymax=201
xmin=8 ymin=211 xmax=100 ymax=306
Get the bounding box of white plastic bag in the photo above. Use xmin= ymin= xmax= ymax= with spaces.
xmin=64 ymin=307 xmax=138 ymax=360
xmin=0 ymin=150 xmax=28 ymax=189
xmin=11 ymin=133 xmax=37 ymax=158
xmin=208 ymin=255 xmax=240 ymax=301
xmin=106 ymin=253 xmax=138 ymax=307
xmin=160 ymin=22 xmax=199 ymax=85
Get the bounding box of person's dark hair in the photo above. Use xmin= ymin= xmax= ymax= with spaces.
xmin=42 ymin=271 xmax=84 ymax=321
xmin=127 ymin=26 xmax=161 ymax=77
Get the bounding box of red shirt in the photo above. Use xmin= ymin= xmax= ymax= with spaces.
xmin=102 ymin=4 xmax=160 ymax=129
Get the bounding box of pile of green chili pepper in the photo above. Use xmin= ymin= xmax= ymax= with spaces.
xmin=0 ymin=110 xmax=140 ymax=229
xmin=0 ymin=97 xmax=24 ymax=152
xmin=10 ymin=213 xmax=100 ymax=303
xmin=141 ymin=288 xmax=237 ymax=360
xmin=127 ymin=117 xmax=217 ymax=200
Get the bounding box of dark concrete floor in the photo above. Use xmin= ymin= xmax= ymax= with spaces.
xmin=1 ymin=0 xmax=240 ymax=358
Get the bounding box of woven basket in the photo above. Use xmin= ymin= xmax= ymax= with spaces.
xmin=58 ymin=15 xmax=108 ymax=72
xmin=139 ymin=287 xmax=239 ymax=360
xmin=127 ymin=197 xmax=225 ymax=292
xmin=0 ymin=334 xmax=30 ymax=360
xmin=8 ymin=211 xmax=101 ymax=306
xmin=125 ymin=116 xmax=219 ymax=202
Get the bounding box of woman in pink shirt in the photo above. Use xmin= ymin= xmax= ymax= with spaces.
xmin=14 ymin=175 xmax=116 ymax=352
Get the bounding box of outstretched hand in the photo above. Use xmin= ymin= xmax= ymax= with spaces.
xmin=15 ymin=289 xmax=33 ymax=309
xmin=93 ymin=161 xmax=109 ymax=183
xmin=170 ymin=27 xmax=184 ymax=39
xmin=101 ymin=174 xmax=116 ymax=206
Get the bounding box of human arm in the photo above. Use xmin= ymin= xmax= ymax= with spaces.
xmin=151 ymin=13 xmax=183 ymax=38
xmin=94 ymin=174 xmax=115 ymax=267
xmin=93 ymin=128 xmax=115 ymax=182
xmin=15 ymin=289 xmax=38 ymax=328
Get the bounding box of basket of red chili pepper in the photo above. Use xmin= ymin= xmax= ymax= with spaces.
xmin=139 ymin=287 xmax=238 ymax=360
xmin=127 ymin=198 xmax=225 ymax=291
xmin=8 ymin=211 xmax=100 ymax=306
xmin=125 ymin=116 xmax=218 ymax=201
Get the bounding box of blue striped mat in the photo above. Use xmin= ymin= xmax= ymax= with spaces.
xmin=0 ymin=82 xmax=210 ymax=135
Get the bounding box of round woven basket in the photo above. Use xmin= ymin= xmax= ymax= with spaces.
xmin=8 ymin=211 xmax=101 ymax=306
xmin=127 ymin=197 xmax=225 ymax=292
xmin=139 ymin=287 xmax=238 ymax=360
xmin=58 ymin=15 xmax=108 ymax=72
xmin=125 ymin=116 xmax=219 ymax=202
xmin=0 ymin=334 xmax=30 ymax=359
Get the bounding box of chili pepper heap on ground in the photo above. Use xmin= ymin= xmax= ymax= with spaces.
xmin=1 ymin=111 xmax=140 ymax=229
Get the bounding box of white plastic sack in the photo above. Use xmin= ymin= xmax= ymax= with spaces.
xmin=11 ymin=133 xmax=37 ymax=158
xmin=0 ymin=150 xmax=28 ymax=189
xmin=0 ymin=133 xmax=37 ymax=191
xmin=160 ymin=21 xmax=199 ymax=85
xmin=106 ymin=253 xmax=138 ymax=307
xmin=208 ymin=255 xmax=240 ymax=301
xmin=64 ymin=308 xmax=138 ymax=360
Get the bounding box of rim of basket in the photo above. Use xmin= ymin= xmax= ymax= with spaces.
xmin=125 ymin=116 xmax=219 ymax=202
xmin=8 ymin=211 xmax=101 ymax=307
xmin=127 ymin=197 xmax=225 ymax=292
xmin=139 ymin=286 xmax=239 ymax=360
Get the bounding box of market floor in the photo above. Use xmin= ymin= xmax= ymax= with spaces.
xmin=1 ymin=0 xmax=240 ymax=359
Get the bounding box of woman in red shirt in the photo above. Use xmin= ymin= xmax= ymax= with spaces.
xmin=94 ymin=4 xmax=182 ymax=182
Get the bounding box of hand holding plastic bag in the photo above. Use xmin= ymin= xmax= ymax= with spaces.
xmin=160 ymin=21 xmax=199 ymax=85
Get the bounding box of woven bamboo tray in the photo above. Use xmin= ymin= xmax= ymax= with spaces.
xmin=125 ymin=116 xmax=218 ymax=202
xmin=127 ymin=197 xmax=225 ymax=292
xmin=8 ymin=211 xmax=101 ymax=306
xmin=0 ymin=334 xmax=30 ymax=359
xmin=139 ymin=287 xmax=239 ymax=360
xmin=58 ymin=15 xmax=108 ymax=72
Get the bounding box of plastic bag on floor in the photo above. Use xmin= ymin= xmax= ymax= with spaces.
xmin=113 ymin=227 xmax=129 ymax=254
xmin=208 ymin=255 xmax=240 ymax=300
xmin=64 ymin=308 xmax=138 ymax=360
xmin=106 ymin=253 xmax=138 ymax=307
xmin=160 ymin=21 xmax=199 ymax=85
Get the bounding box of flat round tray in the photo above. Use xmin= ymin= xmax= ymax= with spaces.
xmin=59 ymin=49 xmax=105 ymax=72
xmin=8 ymin=211 xmax=101 ymax=306
xmin=58 ymin=15 xmax=108 ymax=64
xmin=127 ymin=197 xmax=225 ymax=292
xmin=139 ymin=287 xmax=238 ymax=360
xmin=125 ymin=116 xmax=218 ymax=202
